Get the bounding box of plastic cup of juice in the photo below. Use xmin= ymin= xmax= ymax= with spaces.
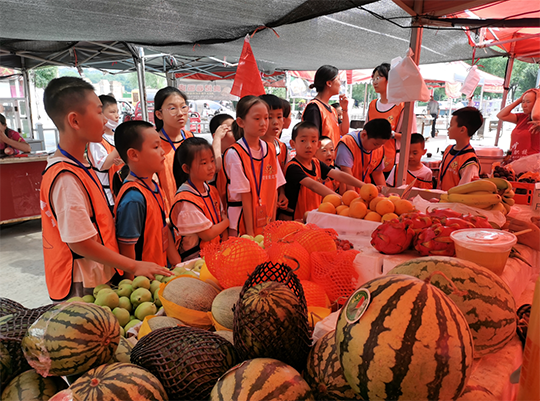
xmin=450 ymin=229 xmax=517 ymax=275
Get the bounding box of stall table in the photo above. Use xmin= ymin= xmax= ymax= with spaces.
xmin=0 ymin=154 xmax=48 ymax=225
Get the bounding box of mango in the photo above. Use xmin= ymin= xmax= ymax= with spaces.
xmin=66 ymin=297 xmax=84 ymax=303
xmin=93 ymin=284 xmax=111 ymax=298
xmin=132 ymin=276 xmax=151 ymax=290
xmin=116 ymin=284 xmax=133 ymax=298
xmin=130 ymin=287 xmax=152 ymax=308
xmin=149 ymin=280 xmax=161 ymax=295
xmin=153 ymin=289 xmax=162 ymax=307
xmin=162 ymin=276 xmax=175 ymax=284
xmin=101 ymin=306 xmax=112 ymax=313
xmin=112 ymin=307 xmax=131 ymax=327
xmin=134 ymin=302 xmax=157 ymax=320
xmin=119 ymin=326 xmax=125 ymax=337
xmin=124 ymin=318 xmax=141 ymax=333
xmin=193 ymin=259 xmax=205 ymax=272
xmin=118 ymin=296 xmax=132 ymax=312
xmin=118 ymin=279 xmax=133 ymax=287
xmin=82 ymin=295 xmax=95 ymax=303
xmin=155 ymin=275 xmax=164 ymax=282
xmin=95 ymin=290 xmax=120 ymax=309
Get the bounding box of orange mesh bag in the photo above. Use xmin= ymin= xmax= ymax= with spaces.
xmin=266 ymin=241 xmax=311 ymax=280
xmin=263 ymin=220 xmax=307 ymax=248
xmin=300 ymin=280 xmax=330 ymax=308
xmin=293 ymin=226 xmax=338 ymax=254
xmin=311 ymin=249 xmax=360 ymax=305
xmin=200 ymin=237 xmax=268 ymax=289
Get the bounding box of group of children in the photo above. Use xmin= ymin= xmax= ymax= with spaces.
xmin=40 ymin=76 xmax=484 ymax=302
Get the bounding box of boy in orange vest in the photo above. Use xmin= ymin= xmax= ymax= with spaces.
xmin=260 ymin=94 xmax=288 ymax=171
xmin=387 ymin=133 xmax=432 ymax=189
xmin=40 ymin=77 xmax=171 ymax=302
xmin=279 ymin=122 xmax=366 ymax=220
xmin=114 ymin=121 xmax=181 ymax=269
xmin=88 ymin=95 xmax=124 ymax=208
xmin=315 ymin=136 xmax=340 ymax=192
xmin=438 ymin=107 xmax=482 ymax=191
xmin=335 ymin=118 xmax=392 ymax=189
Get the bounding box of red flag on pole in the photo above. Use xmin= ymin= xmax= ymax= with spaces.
xmin=231 ymin=35 xmax=265 ymax=97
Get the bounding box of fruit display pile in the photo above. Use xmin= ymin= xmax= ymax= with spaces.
xmin=492 ymin=164 xmax=516 ymax=181
xmin=516 ymin=171 xmax=540 ymax=183
xmin=317 ymin=184 xmax=415 ymax=223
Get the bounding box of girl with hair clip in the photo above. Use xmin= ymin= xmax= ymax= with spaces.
xmin=170 ymin=137 xmax=229 ymax=260
xmin=153 ymin=86 xmax=194 ymax=210
xmin=302 ymin=65 xmax=349 ymax=145
xmin=222 ymin=96 xmax=288 ymax=236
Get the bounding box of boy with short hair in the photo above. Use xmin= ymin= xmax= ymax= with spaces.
xmin=315 ymin=136 xmax=340 ymax=192
xmin=114 ymin=121 xmax=181 ymax=269
xmin=387 ymin=133 xmax=432 ymax=189
xmin=438 ymin=107 xmax=482 ymax=191
xmin=331 ymin=102 xmax=344 ymax=124
xmin=281 ymin=98 xmax=292 ymax=130
xmin=88 ymin=95 xmax=123 ymax=207
xmin=335 ymin=118 xmax=392 ymax=189
xmin=40 ymin=77 xmax=170 ymax=302
xmin=260 ymin=94 xmax=288 ymax=171
xmin=279 ymin=122 xmax=366 ymax=220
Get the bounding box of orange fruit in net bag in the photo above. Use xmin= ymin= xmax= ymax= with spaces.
xmin=263 ymin=221 xmax=307 ymax=248
xmin=293 ymin=228 xmax=337 ymax=254
xmin=300 ymin=280 xmax=330 ymax=308
xmin=266 ymin=241 xmax=311 ymax=280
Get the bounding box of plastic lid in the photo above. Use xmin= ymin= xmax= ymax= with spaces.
xmin=450 ymin=229 xmax=517 ymax=252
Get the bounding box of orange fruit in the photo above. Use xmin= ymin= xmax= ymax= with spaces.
xmin=359 ymin=183 xmax=378 ymax=202
xmin=376 ymin=198 xmax=395 ymax=215
xmin=381 ymin=212 xmax=399 ymax=222
xmin=364 ymin=211 xmax=382 ymax=222
xmin=338 ymin=207 xmax=350 ymax=216
xmin=318 ymin=202 xmax=336 ymax=214
xmin=394 ymin=199 xmax=415 ymax=215
xmin=349 ymin=201 xmax=368 ymax=219
xmin=342 ymin=190 xmax=360 ymax=206
xmin=369 ymin=196 xmax=385 ymax=211
xmin=323 ymin=194 xmax=342 ymax=208
xmin=350 ymin=197 xmax=367 ymax=207
xmin=336 ymin=205 xmax=348 ymax=214
xmin=388 ymin=195 xmax=401 ymax=204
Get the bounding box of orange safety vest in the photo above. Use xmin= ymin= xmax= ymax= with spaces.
xmin=438 ymin=145 xmax=480 ymax=191
xmin=368 ymin=100 xmax=405 ymax=172
xmin=391 ymin=166 xmax=433 ymax=189
xmin=337 ymin=132 xmax=384 ymax=188
xmin=114 ymin=181 xmax=168 ymax=266
xmin=285 ymin=158 xmax=325 ymax=220
xmin=303 ymin=99 xmax=341 ymax=145
xmin=275 ymin=139 xmax=288 ymax=172
xmin=322 ymin=173 xmax=340 ymax=193
xmin=157 ymin=131 xmax=194 ymax=212
xmin=223 ymin=141 xmax=279 ymax=235
xmin=170 ymin=184 xmax=223 ymax=258
xmin=99 ymin=137 xmax=124 ymax=197
xmin=40 ymin=161 xmax=119 ymax=301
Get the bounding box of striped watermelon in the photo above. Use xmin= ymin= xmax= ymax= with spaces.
xmin=210 ymin=358 xmax=314 ymax=401
xmin=304 ymin=331 xmax=361 ymax=400
xmin=21 ymin=302 xmax=120 ymax=377
xmin=69 ymin=362 xmax=168 ymax=401
xmin=1 ymin=369 xmax=68 ymax=401
xmin=388 ymin=256 xmax=517 ymax=357
xmin=233 ymin=281 xmax=311 ymax=372
xmin=109 ymin=337 xmax=133 ymax=364
xmin=336 ymin=274 xmax=474 ymax=401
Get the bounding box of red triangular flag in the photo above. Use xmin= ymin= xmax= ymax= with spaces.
xmin=231 ymin=35 xmax=265 ymax=97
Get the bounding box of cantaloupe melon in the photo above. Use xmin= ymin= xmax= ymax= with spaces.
xmin=147 ymin=316 xmax=183 ymax=331
xmin=211 ymin=287 xmax=242 ymax=330
xmin=163 ymin=277 xmax=219 ymax=312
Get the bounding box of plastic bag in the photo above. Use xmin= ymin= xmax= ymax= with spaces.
xmin=460 ymin=65 xmax=481 ymax=98
xmin=387 ymin=48 xmax=430 ymax=103
xmin=508 ymin=153 xmax=540 ymax=175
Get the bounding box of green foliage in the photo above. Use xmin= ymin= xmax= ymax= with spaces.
xmin=265 ymin=87 xmax=286 ymax=98
xmin=55 ymin=68 xmax=166 ymax=92
xmin=34 ymin=67 xmax=58 ymax=88
xmin=351 ymin=83 xmax=376 ymax=106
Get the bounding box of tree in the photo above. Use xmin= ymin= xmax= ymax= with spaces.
xmin=34 ymin=67 xmax=58 ymax=88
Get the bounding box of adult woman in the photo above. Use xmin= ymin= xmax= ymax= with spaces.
xmin=302 ymin=65 xmax=349 ymax=145
xmin=366 ymin=63 xmax=413 ymax=175
xmin=497 ymin=89 xmax=540 ymax=162
xmin=0 ymin=114 xmax=31 ymax=155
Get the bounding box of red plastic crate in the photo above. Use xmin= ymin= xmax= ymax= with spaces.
xmin=510 ymin=181 xmax=536 ymax=205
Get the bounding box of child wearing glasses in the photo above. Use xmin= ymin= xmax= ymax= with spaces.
xmin=154 ymin=87 xmax=194 ymax=210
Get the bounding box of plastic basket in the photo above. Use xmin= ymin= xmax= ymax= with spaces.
xmin=510 ymin=181 xmax=535 ymax=205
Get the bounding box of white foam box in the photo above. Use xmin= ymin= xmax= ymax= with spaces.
xmin=532 ymin=182 xmax=540 ymax=211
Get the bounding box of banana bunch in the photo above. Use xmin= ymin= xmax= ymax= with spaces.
xmin=440 ymin=178 xmax=514 ymax=215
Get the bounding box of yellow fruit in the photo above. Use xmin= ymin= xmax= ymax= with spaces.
xmin=359 ymin=184 xmax=378 ymax=202
xmin=369 ymin=196 xmax=385 ymax=211
xmin=322 ymin=194 xmax=342 ymax=208
xmin=388 ymin=195 xmax=401 ymax=204
xmin=381 ymin=212 xmax=399 ymax=222
xmin=338 ymin=207 xmax=350 ymax=217
xmin=394 ymin=199 xmax=415 ymax=215
xmin=350 ymin=197 xmax=367 ymax=207
xmin=376 ymin=198 xmax=395 ymax=215
xmin=342 ymin=190 xmax=360 ymax=206
xmin=336 ymin=205 xmax=349 ymax=214
xmin=349 ymin=201 xmax=368 ymax=219
xmin=364 ymin=211 xmax=382 ymax=222
xmin=318 ymin=202 xmax=337 ymax=214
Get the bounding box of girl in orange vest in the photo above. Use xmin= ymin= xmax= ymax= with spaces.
xmin=223 ymin=96 xmax=288 ymax=236
xmin=87 ymin=95 xmax=124 ymax=208
xmin=302 ymin=65 xmax=349 ymax=145
xmin=169 ymin=137 xmax=229 ymax=260
xmin=154 ymin=87 xmax=194 ymax=211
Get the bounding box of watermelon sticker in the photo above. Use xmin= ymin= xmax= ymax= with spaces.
xmin=345 ymin=288 xmax=370 ymax=324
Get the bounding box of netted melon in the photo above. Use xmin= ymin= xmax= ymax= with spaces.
xmin=163 ymin=277 xmax=219 ymax=312
xmin=211 ymin=287 xmax=242 ymax=330
xmin=148 ymin=316 xmax=184 ymax=331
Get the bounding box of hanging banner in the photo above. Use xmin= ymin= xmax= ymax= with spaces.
xmin=177 ymin=79 xmax=237 ymax=101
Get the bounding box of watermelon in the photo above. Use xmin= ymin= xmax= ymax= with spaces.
xmin=21 ymin=302 xmax=120 ymax=377
xmin=109 ymin=336 xmax=133 ymax=364
xmin=0 ymin=341 xmax=12 ymax=388
xmin=388 ymin=256 xmax=517 ymax=357
xmin=69 ymin=362 xmax=168 ymax=401
xmin=304 ymin=331 xmax=361 ymax=400
xmin=1 ymin=369 xmax=68 ymax=401
xmin=210 ymin=358 xmax=314 ymax=401
xmin=336 ymin=274 xmax=474 ymax=401
xmin=233 ymin=281 xmax=311 ymax=372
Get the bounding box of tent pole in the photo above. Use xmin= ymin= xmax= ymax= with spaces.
xmin=134 ymin=47 xmax=148 ymax=122
xmin=479 ymin=84 xmax=485 ymax=111
xmin=396 ymin=3 xmax=424 ymax=187
xmin=21 ymin=66 xmax=34 ymax=140
xmin=495 ymin=55 xmax=514 ymax=147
